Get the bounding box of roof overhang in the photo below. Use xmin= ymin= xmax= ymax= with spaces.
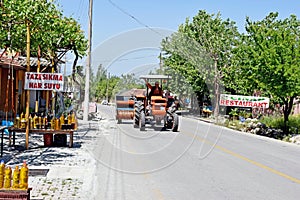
xmin=0 ymin=57 xmax=26 ymax=70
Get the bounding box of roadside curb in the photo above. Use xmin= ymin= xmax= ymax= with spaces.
xmin=183 ymin=114 xmax=214 ymax=124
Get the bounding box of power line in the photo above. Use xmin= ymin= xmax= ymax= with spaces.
xmin=107 ymin=0 xmax=165 ymax=37
xmin=75 ymin=0 xmax=88 ymax=30
xmin=75 ymin=0 xmax=85 ymax=17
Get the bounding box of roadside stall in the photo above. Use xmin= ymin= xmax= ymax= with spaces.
xmin=7 ymin=72 xmax=77 ymax=149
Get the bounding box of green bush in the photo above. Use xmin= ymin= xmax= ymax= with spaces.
xmin=287 ymin=115 xmax=300 ymax=134
xmin=260 ymin=115 xmax=300 ymax=135
xmin=260 ymin=116 xmax=284 ymax=129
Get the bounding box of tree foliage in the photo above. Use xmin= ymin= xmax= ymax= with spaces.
xmin=161 ymin=10 xmax=240 ymax=115
xmin=90 ymin=64 xmax=107 ymax=101
xmin=0 ymin=0 xmax=87 ymax=68
xmin=233 ymin=12 xmax=300 ymax=130
xmin=90 ymin=65 xmax=144 ymax=102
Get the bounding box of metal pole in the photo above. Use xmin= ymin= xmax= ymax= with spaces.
xmin=35 ymin=45 xmax=41 ymax=113
xmin=25 ymin=20 xmax=30 ymax=150
xmin=83 ymin=0 xmax=93 ymax=121
xmin=106 ymin=72 xmax=110 ymax=101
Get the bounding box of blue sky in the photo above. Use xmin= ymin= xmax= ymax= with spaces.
xmin=56 ymin=0 xmax=300 ymax=76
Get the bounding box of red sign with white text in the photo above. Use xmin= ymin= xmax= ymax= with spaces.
xmin=24 ymin=72 xmax=64 ymax=91
xmin=220 ymin=94 xmax=269 ymax=108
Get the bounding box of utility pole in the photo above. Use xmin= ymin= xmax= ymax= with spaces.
xmin=106 ymin=72 xmax=110 ymax=101
xmin=159 ymin=52 xmax=162 ymax=72
xmin=83 ymin=0 xmax=93 ymax=121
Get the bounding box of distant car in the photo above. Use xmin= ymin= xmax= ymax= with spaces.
xmin=101 ymin=100 xmax=108 ymax=105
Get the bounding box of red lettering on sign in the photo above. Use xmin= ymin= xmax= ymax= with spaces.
xmin=29 ymin=82 xmax=42 ymax=88
xmin=44 ymin=83 xmax=61 ymax=90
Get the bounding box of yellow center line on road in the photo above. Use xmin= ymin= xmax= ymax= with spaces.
xmin=215 ymin=145 xmax=300 ymax=184
xmin=184 ymin=132 xmax=300 ymax=184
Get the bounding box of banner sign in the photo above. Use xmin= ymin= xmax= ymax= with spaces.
xmin=24 ymin=72 xmax=64 ymax=91
xmin=220 ymin=94 xmax=269 ymax=108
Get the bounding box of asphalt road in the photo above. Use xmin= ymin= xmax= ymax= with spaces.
xmin=86 ymin=105 xmax=300 ymax=200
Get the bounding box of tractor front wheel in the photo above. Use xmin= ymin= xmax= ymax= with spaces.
xmin=156 ymin=118 xmax=162 ymax=125
xmin=139 ymin=112 xmax=146 ymax=131
xmin=172 ymin=113 xmax=179 ymax=132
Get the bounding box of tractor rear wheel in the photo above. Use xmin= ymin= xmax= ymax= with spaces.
xmin=134 ymin=102 xmax=143 ymax=128
xmin=133 ymin=111 xmax=139 ymax=128
xmin=133 ymin=120 xmax=139 ymax=128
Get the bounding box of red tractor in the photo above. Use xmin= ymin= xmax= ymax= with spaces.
xmin=133 ymin=75 xmax=179 ymax=132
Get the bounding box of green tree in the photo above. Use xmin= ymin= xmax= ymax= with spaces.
xmin=159 ymin=66 xmax=196 ymax=109
xmin=90 ymin=66 xmax=134 ymax=102
xmin=235 ymin=12 xmax=300 ymax=132
xmin=91 ymin=64 xmax=107 ymax=101
xmin=162 ymin=10 xmax=240 ymax=116
xmin=0 ymin=0 xmax=87 ymax=70
xmin=108 ymin=76 xmax=121 ymax=101
xmin=117 ymin=74 xmax=143 ymax=90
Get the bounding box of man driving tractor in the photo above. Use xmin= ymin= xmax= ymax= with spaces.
xmin=146 ymin=80 xmax=163 ymax=99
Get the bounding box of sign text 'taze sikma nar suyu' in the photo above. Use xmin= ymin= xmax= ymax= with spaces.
xmin=24 ymin=72 xmax=64 ymax=91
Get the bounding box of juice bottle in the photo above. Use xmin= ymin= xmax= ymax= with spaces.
xmin=20 ymin=112 xmax=26 ymax=129
xmin=60 ymin=114 xmax=65 ymax=129
xmin=14 ymin=115 xmax=20 ymax=128
xmin=50 ymin=118 xmax=55 ymax=130
xmin=0 ymin=160 xmax=5 ymax=188
xmin=12 ymin=165 xmax=20 ymax=189
xmin=20 ymin=112 xmax=24 ymax=120
xmin=71 ymin=112 xmax=76 ymax=123
xmin=4 ymin=166 xmax=12 ymax=188
xmin=28 ymin=114 xmax=33 ymax=129
xmin=68 ymin=113 xmax=72 ymax=125
xmin=33 ymin=115 xmax=37 ymax=129
xmin=55 ymin=118 xmax=60 ymax=130
xmin=43 ymin=116 xmax=47 ymax=130
xmin=19 ymin=161 xmax=28 ymax=189
xmin=38 ymin=116 xmax=42 ymax=129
